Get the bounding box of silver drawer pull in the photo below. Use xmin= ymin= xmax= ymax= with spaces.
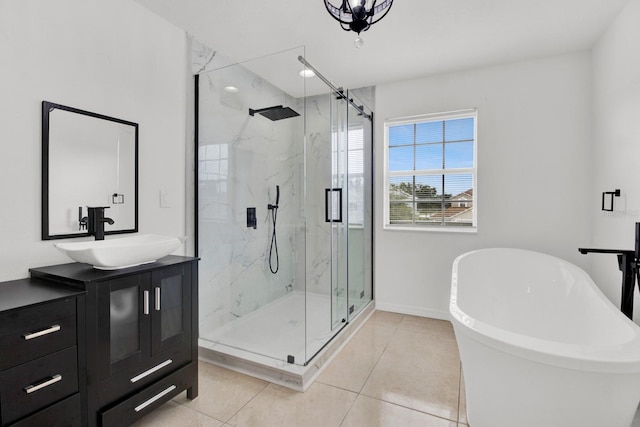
xmin=134 ymin=385 xmax=176 ymax=412
xmin=22 ymin=325 xmax=61 ymax=340
xmin=24 ymin=374 xmax=62 ymax=394
xmin=130 ymin=359 xmax=172 ymax=383
xmin=155 ymin=287 xmax=161 ymax=311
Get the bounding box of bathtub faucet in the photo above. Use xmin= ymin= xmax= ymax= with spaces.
xmin=578 ymin=222 xmax=640 ymax=320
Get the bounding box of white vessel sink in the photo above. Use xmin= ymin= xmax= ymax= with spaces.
xmin=55 ymin=234 xmax=185 ymax=270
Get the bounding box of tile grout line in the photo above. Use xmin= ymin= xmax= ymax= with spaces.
xmin=360 ymin=393 xmax=460 ymax=425
xmin=222 ymin=381 xmax=271 ymax=425
xmin=336 ymin=387 xmax=360 ymax=427
xmin=356 ymin=315 xmax=461 ymax=425
xmin=336 ymin=314 xmax=406 ymax=427
xmin=169 ymin=393 xmax=228 ymax=424
xmin=355 ymin=315 xmax=405 ymax=395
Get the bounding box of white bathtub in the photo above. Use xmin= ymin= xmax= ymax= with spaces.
xmin=450 ymin=248 xmax=640 ymax=427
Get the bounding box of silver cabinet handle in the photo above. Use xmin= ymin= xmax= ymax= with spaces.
xmin=130 ymin=359 xmax=173 ymax=383
xmin=134 ymin=385 xmax=176 ymax=412
xmin=143 ymin=290 xmax=149 ymax=315
xmin=24 ymin=374 xmax=62 ymax=394
xmin=155 ymin=287 xmax=161 ymax=311
xmin=22 ymin=325 xmax=61 ymax=340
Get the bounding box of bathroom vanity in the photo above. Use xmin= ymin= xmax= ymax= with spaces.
xmin=0 ymin=278 xmax=85 ymax=426
xmin=24 ymin=255 xmax=198 ymax=427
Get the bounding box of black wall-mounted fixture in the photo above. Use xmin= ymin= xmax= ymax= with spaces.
xmin=249 ymin=106 xmax=299 ymax=121
xmin=325 ymin=188 xmax=343 ymax=223
xmin=602 ymin=189 xmax=621 ymax=211
xmin=578 ymin=222 xmax=640 ymax=320
xmin=112 ymin=193 xmax=125 ymax=204
xmin=247 ymin=207 xmax=256 ymax=229
xmin=267 ymin=186 xmax=280 ymax=274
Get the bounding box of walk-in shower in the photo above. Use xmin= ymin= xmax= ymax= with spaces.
xmin=194 ymin=44 xmax=373 ymax=389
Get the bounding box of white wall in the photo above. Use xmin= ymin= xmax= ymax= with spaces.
xmin=0 ymin=0 xmax=189 ymax=281
xmin=374 ymin=53 xmax=592 ymax=318
xmin=591 ymin=0 xmax=640 ymax=323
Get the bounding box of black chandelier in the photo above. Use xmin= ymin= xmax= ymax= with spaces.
xmin=324 ymin=0 xmax=394 ymax=35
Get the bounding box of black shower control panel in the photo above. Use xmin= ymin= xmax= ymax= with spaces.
xmin=247 ymin=207 xmax=257 ymax=229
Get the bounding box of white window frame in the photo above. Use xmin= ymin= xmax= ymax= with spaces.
xmin=383 ymin=109 xmax=478 ymax=233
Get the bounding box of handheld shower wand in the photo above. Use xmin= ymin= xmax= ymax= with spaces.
xmin=268 ymin=185 xmax=280 ymax=274
xmin=269 ymin=185 xmax=280 ymax=210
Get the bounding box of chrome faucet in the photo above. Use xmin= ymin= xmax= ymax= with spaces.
xmin=86 ymin=206 xmax=114 ymax=240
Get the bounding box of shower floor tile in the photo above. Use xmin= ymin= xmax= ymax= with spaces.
xmin=201 ymin=291 xmax=336 ymax=364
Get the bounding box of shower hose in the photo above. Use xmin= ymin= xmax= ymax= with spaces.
xmin=269 ymin=205 xmax=279 ymax=274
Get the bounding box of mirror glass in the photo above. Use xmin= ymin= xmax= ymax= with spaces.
xmin=42 ymin=101 xmax=138 ymax=240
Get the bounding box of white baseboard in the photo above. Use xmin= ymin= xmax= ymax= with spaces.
xmin=374 ymin=302 xmax=450 ymax=321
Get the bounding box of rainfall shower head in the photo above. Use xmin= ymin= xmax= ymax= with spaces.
xmin=249 ymin=105 xmax=300 ymax=121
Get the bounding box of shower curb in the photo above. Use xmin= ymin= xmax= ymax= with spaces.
xmin=198 ymin=300 xmax=375 ymax=392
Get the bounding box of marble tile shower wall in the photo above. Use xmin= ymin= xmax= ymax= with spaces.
xmin=301 ymin=95 xmax=333 ymax=297
xmin=197 ymin=61 xmax=305 ymax=332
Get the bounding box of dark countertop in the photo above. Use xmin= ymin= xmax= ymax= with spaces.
xmin=29 ymin=255 xmax=199 ymax=288
xmin=0 ymin=277 xmax=85 ymax=314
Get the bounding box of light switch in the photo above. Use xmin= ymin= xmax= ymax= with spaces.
xmin=160 ymin=189 xmax=171 ymax=208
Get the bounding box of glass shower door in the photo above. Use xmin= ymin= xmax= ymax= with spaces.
xmin=329 ymin=95 xmax=349 ymax=330
xmin=346 ymin=91 xmax=373 ymax=319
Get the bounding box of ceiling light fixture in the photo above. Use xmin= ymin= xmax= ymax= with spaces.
xmin=223 ymin=86 xmax=239 ymax=93
xmin=324 ymin=0 xmax=393 ymax=48
xmin=299 ymin=69 xmax=316 ymax=78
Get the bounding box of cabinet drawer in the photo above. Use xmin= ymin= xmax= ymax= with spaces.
xmin=7 ymin=393 xmax=81 ymax=427
xmin=100 ymin=363 xmax=193 ymax=427
xmin=99 ymin=346 xmax=191 ymax=406
xmin=0 ymin=299 xmax=76 ymax=370
xmin=0 ymin=346 xmax=78 ymax=425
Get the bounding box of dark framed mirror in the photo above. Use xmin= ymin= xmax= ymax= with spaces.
xmin=42 ymin=101 xmax=138 ymax=240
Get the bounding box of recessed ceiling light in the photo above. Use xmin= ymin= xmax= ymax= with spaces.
xmin=299 ymin=69 xmax=316 ymax=78
xmin=223 ymin=86 xmax=239 ymax=93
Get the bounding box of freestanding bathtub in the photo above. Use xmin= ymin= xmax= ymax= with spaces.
xmin=450 ymin=248 xmax=640 ymax=427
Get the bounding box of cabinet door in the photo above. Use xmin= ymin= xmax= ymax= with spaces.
xmin=97 ymin=273 xmax=151 ymax=380
xmin=150 ymin=264 xmax=191 ymax=355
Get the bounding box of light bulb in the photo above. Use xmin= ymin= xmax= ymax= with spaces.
xmin=299 ymin=69 xmax=316 ymax=78
xmin=354 ymin=36 xmax=364 ymax=48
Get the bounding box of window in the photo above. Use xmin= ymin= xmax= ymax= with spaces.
xmin=199 ymin=143 xmax=228 ymax=221
xmin=384 ymin=110 xmax=477 ymax=230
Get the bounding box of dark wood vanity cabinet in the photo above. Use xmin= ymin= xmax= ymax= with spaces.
xmin=30 ymin=255 xmax=198 ymax=427
xmin=0 ymin=279 xmax=85 ymax=427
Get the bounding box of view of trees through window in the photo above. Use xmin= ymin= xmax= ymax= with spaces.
xmin=386 ymin=112 xmax=476 ymax=228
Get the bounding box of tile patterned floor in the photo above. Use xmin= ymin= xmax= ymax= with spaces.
xmin=133 ymin=311 xmax=468 ymax=427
